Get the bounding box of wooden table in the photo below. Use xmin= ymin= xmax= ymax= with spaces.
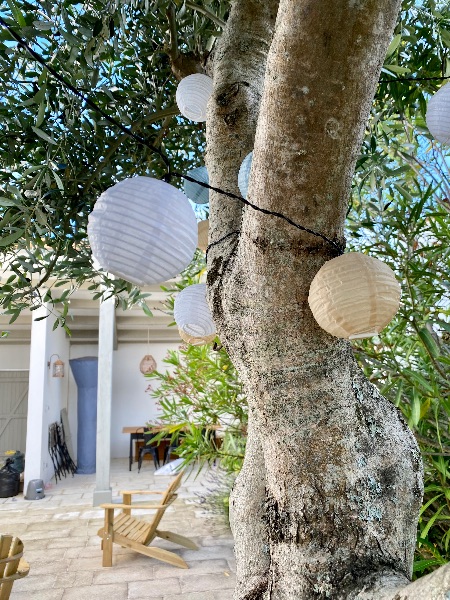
xmin=122 ymin=424 xmax=223 ymax=471
xmin=122 ymin=427 xmax=145 ymax=471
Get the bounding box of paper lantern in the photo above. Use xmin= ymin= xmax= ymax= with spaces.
xmin=178 ymin=328 xmax=216 ymax=346
xmin=88 ymin=177 xmax=197 ymax=287
xmin=426 ymin=82 xmax=450 ymax=144
xmin=184 ymin=166 xmax=209 ymax=204
xmin=197 ymin=220 xmax=209 ymax=252
xmin=176 ymin=74 xmax=213 ymax=122
xmin=139 ymin=355 xmax=157 ymax=375
xmin=174 ymin=283 xmax=216 ymax=338
xmin=308 ymin=253 xmax=401 ymax=339
xmin=238 ymin=151 xmax=253 ymax=199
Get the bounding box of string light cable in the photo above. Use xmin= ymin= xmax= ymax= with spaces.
xmin=1 ymin=18 xmax=448 ymax=258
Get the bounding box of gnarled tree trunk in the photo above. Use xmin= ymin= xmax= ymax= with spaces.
xmin=205 ymin=1 xmax=446 ymax=598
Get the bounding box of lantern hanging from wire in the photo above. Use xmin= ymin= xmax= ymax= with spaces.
xmin=139 ymin=355 xmax=157 ymax=375
xmin=174 ymin=283 xmax=216 ymax=342
xmin=88 ymin=177 xmax=197 ymax=287
xmin=197 ymin=220 xmax=209 ymax=252
xmin=426 ymin=82 xmax=450 ymax=144
xmin=238 ymin=151 xmax=253 ymax=199
xmin=176 ymin=74 xmax=213 ymax=122
xmin=139 ymin=329 xmax=157 ymax=375
xmin=184 ymin=166 xmax=209 ymax=204
xmin=178 ymin=328 xmax=216 ymax=346
xmin=308 ymin=253 xmax=401 ymax=339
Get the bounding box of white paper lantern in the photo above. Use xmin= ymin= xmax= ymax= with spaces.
xmin=238 ymin=152 xmax=253 ymax=199
xmin=178 ymin=328 xmax=216 ymax=346
xmin=176 ymin=74 xmax=213 ymax=122
xmin=308 ymin=253 xmax=401 ymax=339
xmin=184 ymin=166 xmax=209 ymax=204
xmin=174 ymin=283 xmax=216 ymax=338
xmin=197 ymin=220 xmax=209 ymax=252
xmin=88 ymin=177 xmax=197 ymax=287
xmin=426 ymin=82 xmax=450 ymax=144
xmin=139 ymin=355 xmax=157 ymax=374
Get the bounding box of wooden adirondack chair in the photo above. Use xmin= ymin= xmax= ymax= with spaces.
xmin=97 ymin=470 xmax=198 ymax=568
xmin=0 ymin=535 xmax=30 ymax=600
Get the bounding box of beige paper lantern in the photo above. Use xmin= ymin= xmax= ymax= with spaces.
xmin=308 ymin=253 xmax=401 ymax=339
xmin=139 ymin=355 xmax=157 ymax=375
xmin=197 ymin=220 xmax=209 ymax=252
xmin=178 ymin=328 xmax=216 ymax=346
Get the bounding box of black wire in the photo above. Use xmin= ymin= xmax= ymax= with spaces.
xmin=3 ymin=18 xmax=446 ymax=257
xmin=379 ymin=74 xmax=450 ymax=83
xmin=205 ymin=230 xmax=240 ymax=261
xmin=0 ymin=16 xmax=172 ymax=177
xmin=174 ymin=173 xmax=345 ymax=255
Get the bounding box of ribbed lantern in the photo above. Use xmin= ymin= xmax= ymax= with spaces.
xmin=184 ymin=166 xmax=209 ymax=204
xmin=88 ymin=177 xmax=197 ymax=287
xmin=426 ymin=82 xmax=450 ymax=144
xmin=308 ymin=253 xmax=401 ymax=339
xmin=238 ymin=152 xmax=253 ymax=199
xmin=176 ymin=74 xmax=213 ymax=122
xmin=197 ymin=220 xmax=209 ymax=252
xmin=178 ymin=328 xmax=216 ymax=346
xmin=139 ymin=355 xmax=157 ymax=375
xmin=174 ymin=283 xmax=216 ymax=339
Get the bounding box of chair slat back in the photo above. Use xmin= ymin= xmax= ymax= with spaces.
xmin=0 ymin=536 xmax=26 ymax=600
xmin=143 ymin=470 xmax=184 ymax=544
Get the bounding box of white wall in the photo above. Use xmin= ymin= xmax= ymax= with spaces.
xmin=69 ymin=341 xmax=180 ymax=459
xmin=25 ymin=306 xmax=70 ymax=491
xmin=0 ymin=345 xmax=30 ymax=370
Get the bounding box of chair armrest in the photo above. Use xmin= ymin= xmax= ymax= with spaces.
xmin=100 ymin=502 xmax=167 ymax=510
xmin=100 ymin=496 xmax=176 ymax=511
xmin=119 ymin=490 xmax=165 ymax=495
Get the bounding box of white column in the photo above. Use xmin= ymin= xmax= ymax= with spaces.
xmin=93 ymin=297 xmax=115 ymax=506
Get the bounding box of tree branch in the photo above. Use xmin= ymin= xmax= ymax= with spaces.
xmin=185 ymin=1 xmax=226 ymax=29
xmin=82 ymin=105 xmax=179 ymax=193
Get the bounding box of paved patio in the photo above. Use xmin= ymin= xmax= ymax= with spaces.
xmin=0 ymin=459 xmax=236 ymax=600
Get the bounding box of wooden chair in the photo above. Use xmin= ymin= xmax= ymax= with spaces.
xmin=97 ymin=470 xmax=198 ymax=568
xmin=0 ymin=535 xmax=30 ymax=600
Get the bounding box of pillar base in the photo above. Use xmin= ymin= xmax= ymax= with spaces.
xmin=93 ymin=488 xmax=112 ymax=506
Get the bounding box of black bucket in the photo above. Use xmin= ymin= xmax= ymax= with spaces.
xmin=0 ymin=469 xmax=20 ymax=498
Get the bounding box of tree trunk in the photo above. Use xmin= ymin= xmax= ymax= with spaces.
xmin=207 ymin=1 xmax=428 ymax=598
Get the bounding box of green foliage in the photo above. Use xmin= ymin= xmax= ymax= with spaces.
xmin=350 ymin=118 xmax=450 ymax=575
xmin=0 ymin=0 xmax=227 ymax=319
xmin=146 ymin=341 xmax=247 ymax=473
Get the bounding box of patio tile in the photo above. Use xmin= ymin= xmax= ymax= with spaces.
xmin=154 ymin=558 xmax=229 ymax=577
xmin=128 ymin=577 xmax=181 ymax=598
xmin=93 ymin=565 xmax=155 ymax=585
xmin=164 ymin=594 xmax=216 ymax=600
xmin=62 ymin=583 xmax=127 ymax=600
xmin=5 ymin=459 xmax=235 ymax=600
xmin=11 ymin=589 xmax=64 ymax=600
xmin=180 ymin=571 xmax=236 ymax=593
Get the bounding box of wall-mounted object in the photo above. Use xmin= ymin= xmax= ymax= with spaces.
xmin=308 ymin=253 xmax=401 ymax=339
xmin=88 ymin=177 xmax=197 ymax=287
xmin=184 ymin=166 xmax=209 ymax=204
xmin=174 ymin=283 xmax=216 ymax=340
xmin=48 ymin=354 xmax=65 ymax=378
xmin=426 ymin=82 xmax=450 ymax=144
xmin=176 ymin=74 xmax=213 ymax=122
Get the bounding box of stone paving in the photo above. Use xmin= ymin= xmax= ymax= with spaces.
xmin=0 ymin=459 xmax=236 ymax=600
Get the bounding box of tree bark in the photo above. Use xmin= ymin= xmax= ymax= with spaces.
xmin=207 ymin=1 xmax=429 ymax=598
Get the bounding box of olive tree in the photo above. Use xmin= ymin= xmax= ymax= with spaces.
xmin=1 ymin=0 xmax=450 ymax=597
